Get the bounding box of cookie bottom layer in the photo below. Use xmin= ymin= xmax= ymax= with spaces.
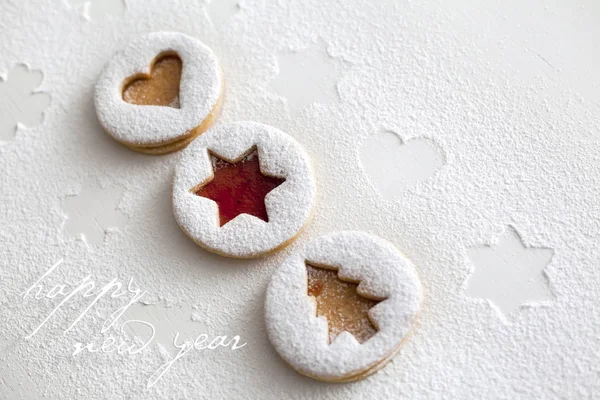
xmin=289 ymin=320 xmax=418 ymax=383
xmin=178 ymin=205 xmax=313 ymax=259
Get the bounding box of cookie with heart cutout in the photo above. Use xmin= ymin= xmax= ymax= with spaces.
xmin=94 ymin=32 xmax=223 ymax=154
xmin=265 ymin=231 xmax=422 ymax=382
xmin=172 ymin=121 xmax=316 ymax=258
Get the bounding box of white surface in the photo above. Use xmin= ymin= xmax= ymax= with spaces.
xmin=1 ymin=0 xmax=600 ymax=399
xmin=465 ymin=225 xmax=555 ymax=319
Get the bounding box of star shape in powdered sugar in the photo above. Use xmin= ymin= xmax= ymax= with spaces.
xmin=0 ymin=64 xmax=51 ymax=141
xmin=465 ymin=226 xmax=554 ymax=318
xmin=269 ymin=40 xmax=346 ymax=115
xmin=62 ymin=183 xmax=127 ymax=246
xmin=193 ymin=150 xmax=285 ymax=227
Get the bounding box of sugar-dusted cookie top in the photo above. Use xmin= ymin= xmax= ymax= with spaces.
xmin=94 ymin=32 xmax=222 ymax=150
xmin=265 ymin=231 xmax=422 ymax=382
xmin=173 ymin=121 xmax=316 ymax=258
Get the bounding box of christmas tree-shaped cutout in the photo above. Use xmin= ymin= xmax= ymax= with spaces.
xmin=306 ymin=263 xmax=382 ymax=344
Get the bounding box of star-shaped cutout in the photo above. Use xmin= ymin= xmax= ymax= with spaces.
xmin=306 ymin=264 xmax=382 ymax=344
xmin=465 ymin=226 xmax=554 ymax=318
xmin=194 ymin=150 xmax=285 ymax=226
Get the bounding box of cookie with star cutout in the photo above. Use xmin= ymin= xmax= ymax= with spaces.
xmin=94 ymin=32 xmax=223 ymax=154
xmin=172 ymin=122 xmax=316 ymax=258
xmin=265 ymin=231 xmax=422 ymax=382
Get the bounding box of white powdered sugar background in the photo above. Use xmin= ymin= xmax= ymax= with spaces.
xmin=1 ymin=0 xmax=599 ymax=398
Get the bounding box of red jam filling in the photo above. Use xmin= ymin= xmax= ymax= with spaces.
xmin=195 ymin=151 xmax=285 ymax=226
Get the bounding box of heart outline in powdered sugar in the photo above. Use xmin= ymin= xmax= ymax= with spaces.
xmin=359 ymin=130 xmax=445 ymax=200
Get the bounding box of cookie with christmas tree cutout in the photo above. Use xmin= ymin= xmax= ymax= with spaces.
xmin=265 ymin=231 xmax=422 ymax=382
xmin=173 ymin=121 xmax=315 ymax=258
xmin=94 ymin=32 xmax=223 ymax=154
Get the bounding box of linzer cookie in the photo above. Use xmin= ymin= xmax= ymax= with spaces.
xmin=94 ymin=32 xmax=223 ymax=154
xmin=172 ymin=122 xmax=315 ymax=258
xmin=265 ymin=231 xmax=422 ymax=382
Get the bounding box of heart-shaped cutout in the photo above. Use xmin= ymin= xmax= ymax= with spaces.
xmin=95 ymin=32 xmax=223 ymax=152
xmin=360 ymin=131 xmax=445 ymax=200
xmin=122 ymin=53 xmax=182 ymax=108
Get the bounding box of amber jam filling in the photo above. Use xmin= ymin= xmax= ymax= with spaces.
xmin=122 ymin=54 xmax=183 ymax=108
xmin=306 ymin=264 xmax=382 ymax=344
xmin=194 ymin=150 xmax=286 ymax=227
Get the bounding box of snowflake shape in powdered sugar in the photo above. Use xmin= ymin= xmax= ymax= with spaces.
xmin=62 ymin=183 xmax=127 ymax=246
xmin=0 ymin=64 xmax=51 ymax=142
xmin=68 ymin=0 xmax=126 ymax=19
xmin=465 ymin=226 xmax=555 ymax=319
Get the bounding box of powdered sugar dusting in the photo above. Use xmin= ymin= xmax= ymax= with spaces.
xmin=265 ymin=231 xmax=422 ymax=381
xmin=1 ymin=0 xmax=600 ymax=398
xmin=173 ymin=121 xmax=315 ymax=258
